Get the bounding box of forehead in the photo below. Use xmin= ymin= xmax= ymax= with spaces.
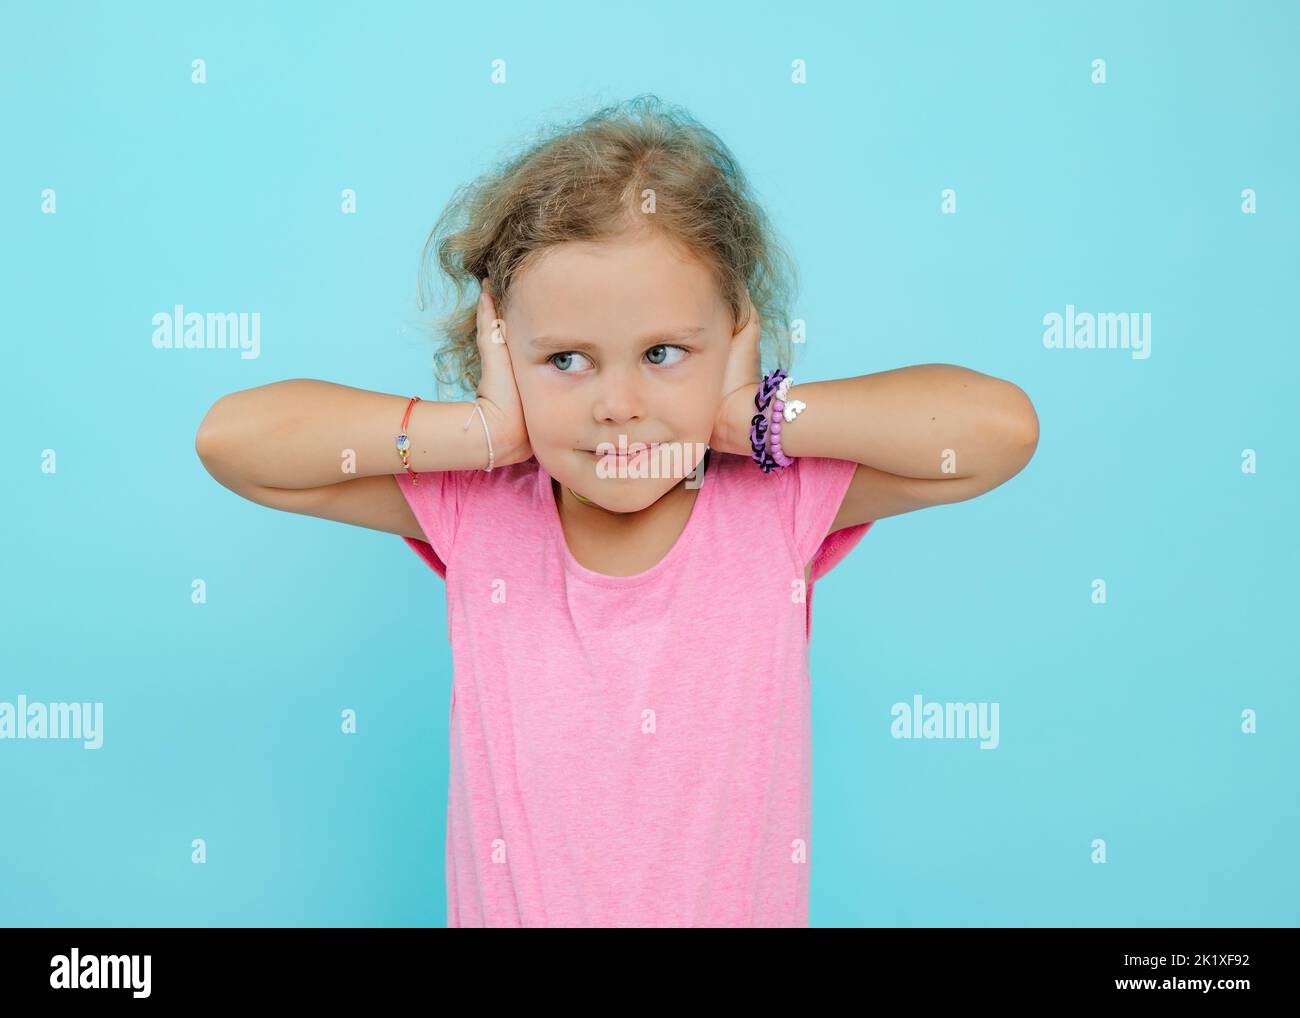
xmin=509 ymin=233 xmax=723 ymax=344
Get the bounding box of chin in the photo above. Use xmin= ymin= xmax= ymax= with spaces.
xmin=581 ymin=483 xmax=666 ymax=514
xmin=572 ymin=468 xmax=676 ymax=512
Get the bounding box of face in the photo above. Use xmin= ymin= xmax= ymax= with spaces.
xmin=502 ymin=230 xmax=734 ymax=513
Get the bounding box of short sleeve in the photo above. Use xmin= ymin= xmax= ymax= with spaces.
xmin=392 ymin=468 xmax=479 ymax=579
xmin=783 ymin=455 xmax=874 ymax=581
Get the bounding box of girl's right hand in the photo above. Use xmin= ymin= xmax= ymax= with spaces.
xmin=473 ymin=285 xmax=533 ymax=466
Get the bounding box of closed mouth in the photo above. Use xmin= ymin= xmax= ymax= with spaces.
xmin=583 ymin=443 xmax=661 ymax=457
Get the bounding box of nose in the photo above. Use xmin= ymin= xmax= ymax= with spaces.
xmin=591 ymin=364 xmax=645 ymax=426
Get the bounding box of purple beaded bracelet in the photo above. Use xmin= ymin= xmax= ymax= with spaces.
xmin=767 ymin=376 xmax=798 ymax=469
xmin=750 ymin=368 xmax=805 ymax=472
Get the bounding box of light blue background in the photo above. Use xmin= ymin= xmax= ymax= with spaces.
xmin=2 ymin=0 xmax=1296 ymax=927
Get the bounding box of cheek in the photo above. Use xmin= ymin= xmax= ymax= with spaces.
xmin=670 ymin=371 xmax=726 ymax=425
xmin=516 ymin=366 xmax=560 ymax=408
xmin=518 ymin=375 xmax=578 ymax=440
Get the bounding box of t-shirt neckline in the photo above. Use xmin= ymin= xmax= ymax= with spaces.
xmin=537 ymin=449 xmax=716 ymax=588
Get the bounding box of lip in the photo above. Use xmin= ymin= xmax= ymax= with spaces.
xmin=583 ymin=442 xmax=662 ymax=458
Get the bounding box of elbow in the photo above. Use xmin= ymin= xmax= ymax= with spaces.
xmin=1016 ymin=392 xmax=1040 ymax=455
xmin=1002 ymin=383 xmax=1040 ymax=470
xmin=194 ymin=396 xmax=233 ymax=474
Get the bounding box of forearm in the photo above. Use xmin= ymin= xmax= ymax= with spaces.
xmin=722 ymin=363 xmax=1038 ymax=481
xmin=194 ymin=379 xmax=503 ymax=490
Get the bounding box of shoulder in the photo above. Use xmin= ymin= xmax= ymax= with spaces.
xmin=711 ymin=450 xmax=868 ymax=569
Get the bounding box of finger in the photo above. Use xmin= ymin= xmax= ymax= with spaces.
xmin=477 ymin=287 xmax=499 ymax=343
xmin=475 ymin=288 xmax=516 ymax=403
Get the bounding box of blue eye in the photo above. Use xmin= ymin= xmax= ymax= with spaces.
xmin=549 ymin=351 xmax=593 ymax=373
xmin=646 ymin=344 xmax=687 ymax=366
xmin=548 ymin=345 xmax=689 ymax=373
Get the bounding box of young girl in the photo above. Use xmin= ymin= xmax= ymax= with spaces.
xmin=195 ymin=95 xmax=1039 ymax=928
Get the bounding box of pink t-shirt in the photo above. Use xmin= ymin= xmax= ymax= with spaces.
xmin=394 ymin=449 xmax=873 ymax=927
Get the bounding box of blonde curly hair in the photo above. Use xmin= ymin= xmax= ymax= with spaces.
xmin=416 ymin=93 xmax=800 ymax=401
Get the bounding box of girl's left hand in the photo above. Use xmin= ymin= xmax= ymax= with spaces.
xmin=709 ymin=289 xmax=763 ymax=456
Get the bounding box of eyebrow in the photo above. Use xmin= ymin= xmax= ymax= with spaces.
xmin=529 ymin=326 xmax=706 ymax=353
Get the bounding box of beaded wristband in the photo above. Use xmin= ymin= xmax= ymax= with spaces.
xmin=766 ymin=376 xmax=805 ymax=468
xmin=749 ymin=369 xmax=808 ymax=471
